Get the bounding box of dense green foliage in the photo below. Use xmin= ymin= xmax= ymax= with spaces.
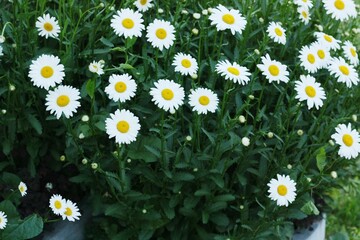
xmin=0 ymin=0 xmax=359 ymax=239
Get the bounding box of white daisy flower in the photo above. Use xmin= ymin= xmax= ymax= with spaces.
xmin=331 ymin=123 xmax=360 ymax=159
xmin=327 ymin=57 xmax=359 ymax=87
xmin=150 ymin=79 xmax=185 ymax=112
xmin=294 ymin=0 xmax=313 ymax=8
xmin=257 ymin=54 xmax=289 ymax=84
xmin=208 ymin=4 xmax=247 ymax=35
xmin=35 ymin=13 xmax=60 ymax=39
xmin=88 ymin=60 xmax=104 ymax=75
xmin=105 ymin=109 xmax=141 ymax=145
xmin=314 ymin=32 xmax=341 ymax=50
xmin=188 ymin=88 xmax=219 ymax=114
xmin=343 ymin=40 xmax=359 ymax=66
xmin=28 ymin=54 xmax=65 ymax=90
xmin=310 ymin=42 xmax=332 ymax=69
xmin=297 ymin=5 xmax=311 ymax=24
xmin=18 ymin=181 xmax=27 ymax=197
xmin=172 ymin=53 xmax=198 ymax=76
xmin=49 ymin=194 xmax=66 ymax=215
xmin=268 ymin=174 xmax=297 ymax=207
xmin=104 ymin=73 xmax=137 ymax=102
xmin=146 ymin=19 xmax=175 ymax=51
xmin=62 ymin=200 xmax=81 ymax=222
xmin=110 ymin=8 xmax=144 ymax=38
xmin=295 ymin=75 xmax=326 ymax=110
xmin=267 ymin=22 xmax=286 ymax=45
xmin=0 ymin=211 xmax=7 ymax=229
xmin=322 ymin=0 xmax=357 ymax=21
xmin=299 ymin=45 xmax=320 ymax=73
xmin=215 ymin=59 xmax=251 ymax=85
xmin=45 ymin=85 xmax=81 ymax=119
xmin=134 ymin=0 xmax=153 ymax=12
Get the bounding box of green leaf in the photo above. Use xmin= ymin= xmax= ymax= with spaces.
xmin=173 ymin=172 xmax=195 ymax=181
xmin=300 ymin=201 xmax=320 ymax=215
xmin=26 ymin=114 xmax=42 ymax=134
xmin=316 ymin=147 xmax=326 ymax=172
xmin=213 ymin=194 xmax=236 ymax=202
xmin=0 ymin=200 xmax=19 ymax=218
xmin=329 ymin=232 xmax=350 ymax=240
xmin=100 ymin=37 xmax=114 ymax=47
xmin=1 ymin=172 xmax=21 ymax=188
xmin=120 ymin=63 xmax=134 ymax=70
xmin=3 ymin=214 xmax=43 ymax=240
xmin=86 ymin=79 xmax=96 ymax=99
xmin=210 ymin=212 xmax=230 ymax=227
xmin=201 ymin=128 xmax=215 ymax=145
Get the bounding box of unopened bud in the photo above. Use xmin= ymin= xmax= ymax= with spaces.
xmin=192 ymin=28 xmax=199 ymax=35
xmin=91 ymin=162 xmax=98 ymax=169
xmin=241 ymin=137 xmax=250 ymax=147
xmin=193 ymin=13 xmax=201 ymax=19
xmin=239 ymin=115 xmax=246 ymax=123
xmin=267 ymin=132 xmax=274 ymax=138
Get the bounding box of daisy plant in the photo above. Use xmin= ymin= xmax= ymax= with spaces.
xmin=1 ymin=0 xmax=360 ymax=239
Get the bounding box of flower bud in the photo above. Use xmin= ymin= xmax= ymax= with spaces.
xmin=91 ymin=162 xmax=98 ymax=169
xmin=193 ymin=13 xmax=201 ymax=19
xmin=239 ymin=115 xmax=246 ymax=123
xmin=191 ymin=28 xmax=199 ymax=35
xmin=241 ymin=137 xmax=250 ymax=147
xmin=81 ymin=115 xmax=89 ymax=122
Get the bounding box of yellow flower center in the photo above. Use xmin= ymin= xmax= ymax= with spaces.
xmin=227 ymin=66 xmax=240 ymax=76
xmin=268 ymin=65 xmax=279 ymax=76
xmin=140 ymin=0 xmax=147 ymax=5
xmin=44 ymin=22 xmax=53 ymax=32
xmin=54 ymin=200 xmax=62 ymax=209
xmin=277 ymin=185 xmax=288 ymax=196
xmin=64 ymin=207 xmax=72 ymax=216
xmin=19 ymin=186 xmax=24 ymax=192
xmin=307 ymin=54 xmax=316 ymax=64
xmin=222 ymin=14 xmax=235 ymax=24
xmin=115 ymin=81 xmax=127 ymax=93
xmin=301 ymin=11 xmax=308 ymax=18
xmin=41 ymin=66 xmax=54 ymax=78
xmin=275 ymin=27 xmax=283 ymax=37
xmin=350 ymin=47 xmax=357 ymax=57
xmin=302 ymin=0 xmax=307 ymax=2
xmin=181 ymin=59 xmax=191 ymax=68
xmin=317 ymin=50 xmax=325 ymax=59
xmin=117 ymin=120 xmax=130 ymax=133
xmin=156 ymin=28 xmax=167 ymax=39
xmin=305 ymin=86 xmax=316 ymax=98
xmin=122 ymin=18 xmax=134 ymax=29
xmin=342 ymin=134 xmax=353 ymax=147
xmin=334 ymin=0 xmax=345 ymax=10
xmin=161 ymin=88 xmax=174 ymax=100
xmin=324 ymin=34 xmax=332 ymax=42
xmin=0 ymin=218 xmax=2 ymax=223
xmin=56 ymin=95 xmax=70 ymax=107
xmin=199 ymin=96 xmax=210 ymax=106
xmin=339 ymin=65 xmax=349 ymax=75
